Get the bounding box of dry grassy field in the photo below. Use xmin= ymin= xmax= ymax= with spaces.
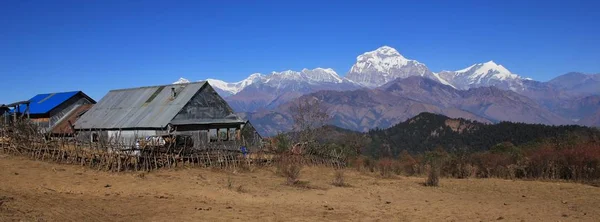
xmin=1 ymin=154 xmax=599 ymax=222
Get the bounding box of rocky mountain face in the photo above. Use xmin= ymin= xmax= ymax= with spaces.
xmin=245 ymin=76 xmax=573 ymax=136
xmin=547 ymin=72 xmax=600 ymax=96
xmin=381 ymin=77 xmax=572 ymax=125
xmin=548 ymin=95 xmax=600 ymax=123
xmin=579 ymin=110 xmax=600 ymax=127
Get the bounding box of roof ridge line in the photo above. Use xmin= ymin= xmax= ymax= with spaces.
xmin=109 ymin=81 xmax=207 ymax=92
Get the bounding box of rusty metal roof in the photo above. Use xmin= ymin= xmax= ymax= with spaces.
xmin=51 ymin=104 xmax=94 ymax=135
xmin=74 ymin=82 xmax=207 ymax=130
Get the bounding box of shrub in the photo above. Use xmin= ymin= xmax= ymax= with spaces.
xmin=274 ymin=133 xmax=291 ymax=154
xmin=352 ymin=156 xmax=365 ymax=172
xmin=277 ymin=155 xmax=303 ymax=185
xmin=359 ymin=156 xmax=376 ymax=173
xmin=378 ymin=158 xmax=394 ymax=178
xmin=399 ymin=150 xmax=418 ymax=176
xmin=332 ymin=170 xmax=348 ymax=187
xmin=424 ymin=148 xmax=446 ymax=186
xmin=425 ymin=164 xmax=440 ymax=187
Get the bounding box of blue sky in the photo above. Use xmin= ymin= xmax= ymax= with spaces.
xmin=1 ymin=0 xmax=599 ymax=102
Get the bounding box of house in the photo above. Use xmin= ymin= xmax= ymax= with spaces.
xmin=16 ymin=91 xmax=96 ymax=131
xmin=74 ymin=81 xmax=260 ymax=147
xmin=16 ymin=91 xmax=96 ymax=132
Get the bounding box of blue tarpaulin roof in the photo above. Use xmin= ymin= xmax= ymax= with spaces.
xmin=26 ymin=91 xmax=81 ymax=115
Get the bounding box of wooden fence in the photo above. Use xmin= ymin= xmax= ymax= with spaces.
xmin=0 ymin=122 xmax=345 ymax=172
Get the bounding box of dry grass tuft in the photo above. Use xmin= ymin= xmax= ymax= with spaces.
xmin=226 ymin=176 xmax=234 ymax=190
xmin=277 ymin=156 xmax=303 ymax=185
xmin=236 ymin=185 xmax=247 ymax=193
xmin=332 ymin=170 xmax=349 ymax=187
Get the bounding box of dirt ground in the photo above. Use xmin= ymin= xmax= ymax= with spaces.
xmin=1 ymin=155 xmax=599 ymax=222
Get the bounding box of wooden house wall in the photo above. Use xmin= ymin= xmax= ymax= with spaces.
xmin=240 ymin=122 xmax=261 ymax=146
xmin=171 ymin=85 xmax=234 ymax=122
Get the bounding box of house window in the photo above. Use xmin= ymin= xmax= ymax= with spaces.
xmin=91 ymin=132 xmax=99 ymax=142
xmin=218 ymin=128 xmax=228 ymax=141
xmin=209 ymin=129 xmax=218 ymax=142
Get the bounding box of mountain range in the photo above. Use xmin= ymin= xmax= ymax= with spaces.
xmin=176 ymin=46 xmax=600 ymax=135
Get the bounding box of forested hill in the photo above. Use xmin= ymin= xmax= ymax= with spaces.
xmin=365 ymin=112 xmax=600 ymax=157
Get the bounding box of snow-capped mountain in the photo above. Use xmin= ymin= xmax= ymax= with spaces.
xmin=175 ymin=68 xmax=359 ymax=111
xmin=346 ymin=46 xmax=446 ymax=88
xmin=438 ymin=61 xmax=527 ymax=91
xmin=172 ymin=45 xmax=600 ymax=129
xmin=225 ymin=68 xmax=359 ymax=112
xmin=261 ymin=68 xmax=348 ymax=86
xmin=204 ymin=73 xmax=263 ymax=96
xmin=173 ymin=77 xmax=191 ymax=84
xmin=178 ymin=68 xmax=353 ymax=96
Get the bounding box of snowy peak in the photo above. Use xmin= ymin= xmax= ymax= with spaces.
xmin=265 ymin=68 xmax=344 ymax=84
xmin=460 ymin=61 xmax=519 ymax=80
xmin=439 ymin=61 xmax=525 ymax=90
xmin=173 ymin=77 xmax=191 ymax=84
xmin=350 ymin=46 xmax=413 ymax=74
xmin=206 ymin=73 xmax=265 ymax=95
xmin=347 ymin=46 xmax=434 ymax=88
xmin=371 ymin=45 xmax=403 ymax=57
xmin=456 ymin=60 xmax=517 ymax=80
xmin=301 ymin=67 xmax=343 ymax=83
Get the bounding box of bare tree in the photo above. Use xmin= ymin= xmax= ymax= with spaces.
xmin=288 ymin=97 xmax=329 ymax=154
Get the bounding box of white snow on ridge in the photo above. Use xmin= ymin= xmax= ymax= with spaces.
xmin=350 ymin=46 xmax=415 ymax=74
xmin=432 ymin=73 xmax=456 ymax=88
xmin=438 ymin=60 xmax=526 ymax=90
xmin=176 ymin=68 xmax=349 ymax=95
xmin=456 ymin=61 xmax=519 ymax=81
xmin=173 ymin=77 xmax=191 ymax=84
xmin=176 ymin=46 xmax=539 ymax=95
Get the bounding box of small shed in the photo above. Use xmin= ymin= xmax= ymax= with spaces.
xmin=16 ymin=91 xmax=96 ymax=131
xmin=74 ymin=82 xmax=260 ymax=146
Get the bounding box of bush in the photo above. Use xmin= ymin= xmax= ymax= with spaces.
xmin=274 ymin=133 xmax=291 ymax=154
xmin=424 ymin=148 xmax=446 ymax=186
xmin=425 ymin=164 xmax=440 ymax=186
xmin=378 ymin=158 xmax=394 ymax=178
xmin=277 ymin=155 xmax=302 ymax=185
xmin=399 ymin=150 xmax=418 ymax=176
xmin=352 ymin=156 xmax=365 ymax=172
xmin=332 ymin=170 xmax=348 ymax=187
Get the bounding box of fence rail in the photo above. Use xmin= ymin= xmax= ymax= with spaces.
xmin=0 ymin=122 xmax=344 ymax=172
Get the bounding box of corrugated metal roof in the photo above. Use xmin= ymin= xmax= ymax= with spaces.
xmin=75 ymin=82 xmax=207 ymax=130
xmin=27 ymin=91 xmax=81 ymax=114
xmin=51 ymin=104 xmax=94 ymax=135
